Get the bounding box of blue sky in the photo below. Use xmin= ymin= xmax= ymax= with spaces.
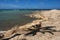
xmin=0 ymin=0 xmax=60 ymax=9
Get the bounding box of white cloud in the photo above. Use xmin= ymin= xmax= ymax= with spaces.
xmin=0 ymin=3 xmax=20 ymax=9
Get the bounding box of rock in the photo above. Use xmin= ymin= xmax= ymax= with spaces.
xmin=1 ymin=10 xmax=60 ymax=40
xmin=0 ymin=33 xmax=4 ymax=39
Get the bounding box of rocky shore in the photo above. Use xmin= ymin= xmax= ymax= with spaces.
xmin=0 ymin=9 xmax=60 ymax=40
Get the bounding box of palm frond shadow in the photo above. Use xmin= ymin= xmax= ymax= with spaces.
xmin=25 ymin=26 xmax=60 ymax=36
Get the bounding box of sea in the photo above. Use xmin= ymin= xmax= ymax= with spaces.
xmin=0 ymin=9 xmax=50 ymax=31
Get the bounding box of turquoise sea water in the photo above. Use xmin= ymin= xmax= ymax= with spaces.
xmin=0 ymin=9 xmax=51 ymax=31
xmin=0 ymin=9 xmax=40 ymax=31
xmin=0 ymin=10 xmax=33 ymax=20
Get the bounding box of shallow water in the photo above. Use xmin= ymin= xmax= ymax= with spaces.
xmin=0 ymin=9 xmax=49 ymax=31
xmin=0 ymin=9 xmax=38 ymax=31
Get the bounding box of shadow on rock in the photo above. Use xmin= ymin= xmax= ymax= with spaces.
xmin=25 ymin=26 xmax=60 ymax=36
xmin=1 ymin=26 xmax=60 ymax=40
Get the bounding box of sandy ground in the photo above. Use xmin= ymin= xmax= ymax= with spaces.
xmin=0 ymin=9 xmax=60 ymax=40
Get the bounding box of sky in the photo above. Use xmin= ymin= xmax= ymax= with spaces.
xmin=0 ymin=0 xmax=60 ymax=9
